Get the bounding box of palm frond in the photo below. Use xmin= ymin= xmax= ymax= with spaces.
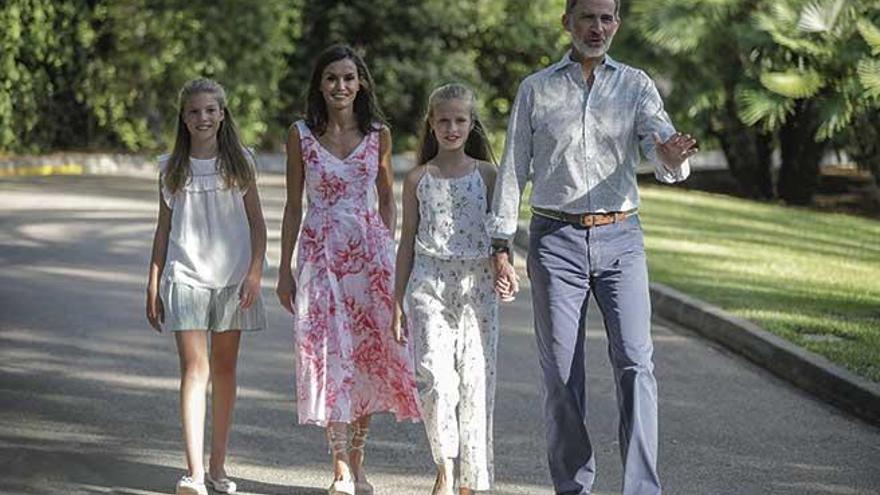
xmin=797 ymin=0 xmax=846 ymax=33
xmin=857 ymin=18 xmax=880 ymax=56
xmin=685 ymin=88 xmax=725 ymax=118
xmin=753 ymin=12 xmax=832 ymax=57
xmin=815 ymin=92 xmax=853 ymax=140
xmin=857 ymin=57 xmax=880 ymax=98
xmin=769 ymin=2 xmax=801 ymax=26
xmin=695 ymin=0 xmax=746 ymax=22
xmin=631 ymin=0 xmax=709 ymax=54
xmin=735 ymin=87 xmax=795 ymax=130
xmin=760 ymin=70 xmax=826 ymax=98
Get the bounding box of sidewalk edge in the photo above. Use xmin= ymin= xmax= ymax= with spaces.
xmin=514 ymin=220 xmax=880 ymax=426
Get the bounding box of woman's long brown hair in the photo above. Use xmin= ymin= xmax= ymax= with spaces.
xmin=305 ymin=44 xmax=387 ymax=136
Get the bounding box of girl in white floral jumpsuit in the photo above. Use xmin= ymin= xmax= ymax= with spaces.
xmin=393 ymin=83 xmax=500 ymax=495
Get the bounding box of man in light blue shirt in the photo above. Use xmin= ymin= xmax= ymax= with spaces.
xmin=489 ymin=0 xmax=698 ymax=493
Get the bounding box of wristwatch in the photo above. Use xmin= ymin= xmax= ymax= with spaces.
xmin=490 ymin=241 xmax=510 ymax=257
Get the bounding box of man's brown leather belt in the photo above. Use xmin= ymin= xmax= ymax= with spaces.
xmin=532 ymin=207 xmax=637 ymax=228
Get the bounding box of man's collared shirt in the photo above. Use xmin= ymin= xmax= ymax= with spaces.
xmin=488 ymin=52 xmax=690 ymax=239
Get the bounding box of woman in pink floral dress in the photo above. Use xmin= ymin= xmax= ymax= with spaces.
xmin=276 ymin=44 xmax=420 ymax=495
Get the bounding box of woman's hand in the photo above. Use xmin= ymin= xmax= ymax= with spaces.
xmin=276 ymin=269 xmax=296 ymax=315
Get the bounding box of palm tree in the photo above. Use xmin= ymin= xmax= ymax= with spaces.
xmin=738 ymin=0 xmax=880 ymax=202
xmin=629 ymin=0 xmax=880 ymax=203
xmin=628 ymin=0 xmax=776 ymax=199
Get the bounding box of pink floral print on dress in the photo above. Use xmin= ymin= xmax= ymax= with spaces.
xmin=293 ymin=120 xmax=421 ymax=426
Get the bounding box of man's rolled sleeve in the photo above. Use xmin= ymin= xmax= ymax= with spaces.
xmin=488 ymin=81 xmax=534 ymax=240
xmin=636 ymin=74 xmax=690 ymax=184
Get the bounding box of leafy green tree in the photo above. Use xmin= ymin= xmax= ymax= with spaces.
xmin=738 ymin=0 xmax=880 ymax=202
xmin=628 ymin=0 xmax=776 ymax=199
xmin=0 ymin=1 xmax=94 ymax=152
xmin=280 ymin=0 xmax=491 ymax=150
xmin=473 ymin=0 xmax=568 ymax=127
xmin=81 ymin=0 xmax=298 ymax=150
xmin=630 ymin=0 xmax=880 ymax=203
xmin=1 ymin=0 xmax=297 ymax=154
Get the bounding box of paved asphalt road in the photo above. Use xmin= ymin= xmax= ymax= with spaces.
xmin=1 ymin=174 xmax=878 ymax=495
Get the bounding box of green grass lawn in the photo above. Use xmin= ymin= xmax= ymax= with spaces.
xmin=520 ymin=184 xmax=880 ymax=382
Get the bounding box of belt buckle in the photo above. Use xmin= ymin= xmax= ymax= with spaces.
xmin=579 ymin=214 xmax=595 ymax=227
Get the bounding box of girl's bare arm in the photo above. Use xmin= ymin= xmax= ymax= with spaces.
xmin=146 ymin=188 xmax=172 ymax=331
xmin=478 ymin=160 xmax=498 ymax=212
xmin=391 ymin=166 xmax=426 ymax=342
xmin=240 ymin=180 xmax=267 ymax=309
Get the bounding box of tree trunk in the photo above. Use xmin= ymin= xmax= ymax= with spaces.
xmin=716 ymin=103 xmax=774 ymax=199
xmin=847 ymin=112 xmax=880 ymax=186
xmin=778 ymin=101 xmax=826 ymax=205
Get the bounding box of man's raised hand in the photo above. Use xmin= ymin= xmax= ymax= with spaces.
xmin=653 ymin=132 xmax=698 ymax=169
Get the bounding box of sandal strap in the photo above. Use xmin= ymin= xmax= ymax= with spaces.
xmin=350 ymin=423 xmax=369 ymax=452
xmin=326 ymin=423 xmax=349 ymax=456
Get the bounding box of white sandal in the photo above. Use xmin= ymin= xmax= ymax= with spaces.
xmin=176 ymin=476 xmax=208 ymax=495
xmin=205 ymin=473 xmax=237 ymax=494
xmin=329 ymin=478 xmax=356 ymax=495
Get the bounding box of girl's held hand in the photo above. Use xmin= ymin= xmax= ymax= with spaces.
xmin=276 ymin=270 xmax=296 ymax=315
xmin=239 ymin=273 xmax=261 ymax=310
xmin=495 ymin=275 xmax=518 ymax=303
xmin=145 ymin=286 xmax=164 ymax=333
xmin=391 ymin=301 xmax=408 ymax=344
xmin=491 ymin=254 xmax=519 ymax=303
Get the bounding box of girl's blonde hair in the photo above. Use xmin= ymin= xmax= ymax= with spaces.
xmin=416 ymin=83 xmax=495 ymax=166
xmin=164 ymin=78 xmax=255 ymax=194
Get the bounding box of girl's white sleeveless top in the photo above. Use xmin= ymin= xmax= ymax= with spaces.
xmin=415 ymin=166 xmax=491 ymax=260
xmin=159 ymin=155 xmax=251 ymax=288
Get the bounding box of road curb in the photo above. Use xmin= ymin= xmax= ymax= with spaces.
xmin=1 ymin=152 xmax=417 ymax=178
xmin=514 ymin=220 xmax=880 ymax=426
xmin=0 ymin=153 xmax=157 ymax=178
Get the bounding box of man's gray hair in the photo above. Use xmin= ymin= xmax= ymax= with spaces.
xmin=565 ymin=0 xmax=621 ymax=17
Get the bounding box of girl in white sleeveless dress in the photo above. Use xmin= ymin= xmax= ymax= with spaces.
xmin=146 ymin=78 xmax=266 ymax=495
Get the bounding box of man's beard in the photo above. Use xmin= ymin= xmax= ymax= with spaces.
xmin=571 ymin=35 xmax=614 ymax=58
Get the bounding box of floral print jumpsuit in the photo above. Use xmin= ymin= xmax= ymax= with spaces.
xmin=405 ymin=163 xmax=499 ymax=491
